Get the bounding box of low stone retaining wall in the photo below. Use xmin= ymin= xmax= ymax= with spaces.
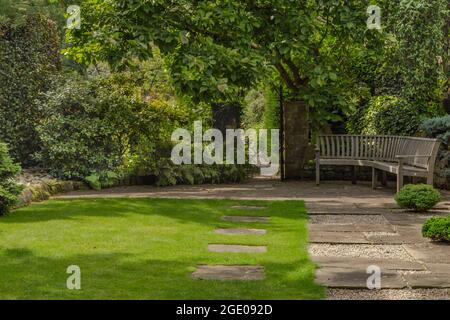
xmin=16 ymin=180 xmax=87 ymax=208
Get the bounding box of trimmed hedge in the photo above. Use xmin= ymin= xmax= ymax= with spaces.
xmin=395 ymin=184 xmax=441 ymax=212
xmin=422 ymin=216 xmax=450 ymax=242
xmin=0 ymin=14 xmax=60 ymax=165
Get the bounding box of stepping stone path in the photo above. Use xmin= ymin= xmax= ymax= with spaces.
xmin=222 ymin=215 xmax=269 ymax=223
xmin=208 ymin=244 xmax=267 ymax=253
xmin=193 ymin=205 xmax=269 ymax=281
xmin=230 ymin=205 xmax=266 ymax=210
xmin=215 ymin=228 xmax=266 ymax=235
xmin=307 ymin=199 xmax=450 ymax=294
xmin=192 ymin=265 xmax=264 ymax=280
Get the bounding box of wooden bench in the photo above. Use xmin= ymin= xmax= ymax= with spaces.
xmin=315 ymin=135 xmax=441 ymax=192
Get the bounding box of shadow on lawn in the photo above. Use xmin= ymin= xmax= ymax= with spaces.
xmin=0 ymin=247 xmax=323 ymax=300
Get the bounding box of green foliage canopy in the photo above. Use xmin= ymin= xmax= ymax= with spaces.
xmin=65 ymin=0 xmax=382 ymax=113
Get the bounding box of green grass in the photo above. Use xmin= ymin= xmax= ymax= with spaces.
xmin=0 ymin=198 xmax=324 ymax=299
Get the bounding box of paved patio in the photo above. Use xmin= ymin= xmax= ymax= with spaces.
xmin=55 ymin=178 xmax=450 ymax=299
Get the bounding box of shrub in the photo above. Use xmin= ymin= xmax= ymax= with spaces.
xmin=84 ymin=171 xmax=118 ymax=191
xmin=36 ymin=74 xmax=188 ymax=180
xmin=422 ymin=115 xmax=450 ymax=148
xmin=0 ymin=142 xmax=23 ymax=215
xmin=422 ymin=115 xmax=450 ymax=188
xmin=422 ymin=216 xmax=450 ymax=242
xmin=0 ymin=14 xmax=60 ymax=165
xmin=395 ymin=184 xmax=442 ymax=212
xmin=152 ymin=162 xmax=256 ymax=187
xmin=347 ymin=96 xmax=421 ymax=136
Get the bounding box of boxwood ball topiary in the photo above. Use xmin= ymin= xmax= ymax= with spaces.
xmin=395 ymin=184 xmax=441 ymax=212
xmin=422 ymin=216 xmax=450 ymax=242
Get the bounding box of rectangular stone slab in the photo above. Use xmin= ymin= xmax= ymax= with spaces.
xmin=364 ymin=231 xmax=429 ymax=244
xmin=309 ymin=224 xmax=394 ymax=233
xmin=315 ymin=267 xmax=407 ymax=289
xmin=383 ymin=213 xmax=435 ymax=227
xmin=423 ymin=263 xmax=450 ymax=274
xmin=309 ymin=231 xmax=370 ymax=244
xmin=404 ymin=244 xmax=450 ymax=264
xmin=208 ymin=244 xmax=267 ymax=253
xmin=222 ymin=215 xmax=270 ymax=223
xmin=230 ymin=205 xmax=266 ymax=210
xmin=308 ymin=211 xmax=385 ymax=215
xmin=192 ymin=265 xmax=265 ymax=280
xmin=310 ymin=256 xmax=425 ymax=271
xmin=215 ymin=228 xmax=267 ymax=235
xmin=404 ymin=273 xmax=450 ymax=288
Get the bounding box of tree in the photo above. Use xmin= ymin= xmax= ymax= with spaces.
xmin=65 ymin=0 xmax=383 ymax=121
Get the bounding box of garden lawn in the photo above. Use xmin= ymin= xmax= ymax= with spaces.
xmin=0 ymin=198 xmax=324 ymax=299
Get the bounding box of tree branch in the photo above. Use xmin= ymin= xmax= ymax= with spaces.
xmin=282 ymin=58 xmax=308 ymax=87
xmin=275 ymin=63 xmax=297 ymax=90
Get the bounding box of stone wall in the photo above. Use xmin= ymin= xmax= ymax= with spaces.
xmin=15 ymin=171 xmax=87 ymax=208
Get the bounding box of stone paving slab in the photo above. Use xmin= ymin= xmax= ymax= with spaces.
xmin=424 ymin=263 xmax=450 ymax=274
xmin=311 ymin=256 xmax=425 ymax=271
xmin=222 ymin=215 xmax=270 ymax=223
xmin=363 ymin=233 xmax=426 ymax=245
xmin=308 ymin=209 xmax=385 ymax=215
xmin=192 ymin=265 xmax=265 ymax=280
xmin=403 ymin=243 xmax=450 ymax=264
xmin=382 ymin=213 xmax=434 ymax=227
xmin=208 ymin=244 xmax=267 ymax=253
xmin=315 ymin=267 xmax=407 ymax=289
xmin=309 ymin=231 xmax=370 ymax=244
xmin=215 ymin=228 xmax=267 ymax=235
xmin=404 ymin=273 xmax=450 ymax=289
xmin=230 ymin=205 xmax=266 ymax=210
xmin=309 ymin=224 xmax=394 ymax=233
xmin=309 ymin=214 xmax=389 ymax=224
xmin=376 ymin=226 xmax=430 ymax=244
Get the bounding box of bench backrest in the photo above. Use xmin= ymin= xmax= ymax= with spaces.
xmin=317 ymin=135 xmax=440 ymax=169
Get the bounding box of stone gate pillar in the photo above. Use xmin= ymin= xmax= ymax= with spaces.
xmin=282 ymin=100 xmax=309 ymax=179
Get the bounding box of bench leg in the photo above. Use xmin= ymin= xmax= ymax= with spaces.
xmin=381 ymin=171 xmax=387 ymax=186
xmin=316 ymin=162 xmax=320 ymax=186
xmin=427 ymin=174 xmax=434 ymax=186
xmin=397 ymin=160 xmax=404 ymax=193
xmin=372 ymin=167 xmax=378 ymax=189
xmin=397 ymin=174 xmax=404 ymax=193
xmin=351 ymin=166 xmax=357 ymax=185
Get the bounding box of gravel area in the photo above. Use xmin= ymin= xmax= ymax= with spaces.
xmin=309 ymin=214 xmax=388 ymax=225
xmin=327 ymin=288 xmax=450 ymax=300
xmin=308 ymin=244 xmax=415 ymax=261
